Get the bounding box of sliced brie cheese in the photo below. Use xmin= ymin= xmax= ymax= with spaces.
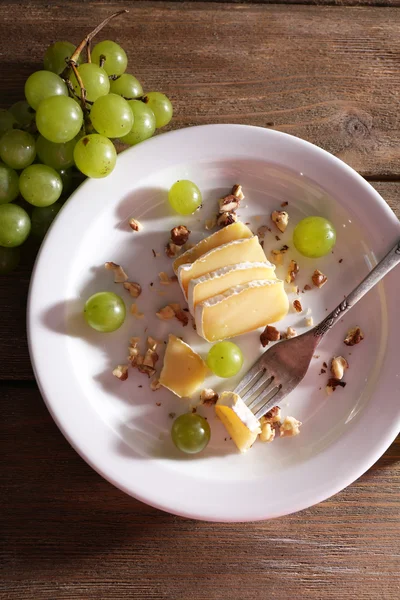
xmin=178 ymin=237 xmax=266 ymax=298
xmin=159 ymin=334 xmax=207 ymax=398
xmin=195 ymin=279 xmax=289 ymax=342
xmin=173 ymin=221 xmax=253 ymax=273
xmin=215 ymin=391 xmax=261 ymax=453
xmin=187 ymin=261 xmax=276 ymax=315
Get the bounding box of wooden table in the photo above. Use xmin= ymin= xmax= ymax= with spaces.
xmin=1 ymin=2 xmax=400 ymax=598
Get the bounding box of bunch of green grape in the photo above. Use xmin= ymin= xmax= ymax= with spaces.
xmin=0 ymin=20 xmax=173 ymax=275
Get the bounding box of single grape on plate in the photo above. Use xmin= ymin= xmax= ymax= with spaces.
xmin=84 ymin=291 xmax=126 ymax=332
xmin=206 ymin=341 xmax=244 ymax=378
xmin=293 ymin=216 xmax=336 ymax=258
xmin=171 ymin=413 xmax=211 ymax=454
xmin=168 ymin=180 xmax=202 ymax=216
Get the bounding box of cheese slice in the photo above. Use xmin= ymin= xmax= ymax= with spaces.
xmin=187 ymin=261 xmax=276 ymax=315
xmin=178 ymin=237 xmax=266 ymax=298
xmin=215 ymin=391 xmax=261 ymax=453
xmin=195 ymin=279 xmax=289 ymax=342
xmin=173 ymin=221 xmax=253 ymax=273
xmin=159 ymin=334 xmax=207 ymax=398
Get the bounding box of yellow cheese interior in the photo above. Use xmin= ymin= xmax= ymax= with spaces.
xmin=190 ymin=263 xmax=276 ymax=312
xmin=173 ymin=221 xmax=253 ymax=273
xmin=179 ymin=237 xmax=266 ymax=298
xmin=215 ymin=405 xmax=260 ymax=453
xmin=159 ymin=334 xmax=207 ymax=398
xmin=198 ymin=280 xmax=289 ymax=342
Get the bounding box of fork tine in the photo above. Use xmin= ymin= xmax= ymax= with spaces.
xmin=242 ymin=373 xmax=274 ymax=407
xmin=253 ymin=385 xmax=284 ymax=420
xmin=234 ymin=365 xmax=266 ymax=396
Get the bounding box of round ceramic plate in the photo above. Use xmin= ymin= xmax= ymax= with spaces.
xmin=28 ymin=125 xmax=400 ymax=522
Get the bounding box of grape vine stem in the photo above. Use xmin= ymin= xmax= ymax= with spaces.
xmin=69 ymin=9 xmax=128 ymax=65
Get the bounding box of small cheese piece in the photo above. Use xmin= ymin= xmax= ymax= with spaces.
xmin=173 ymin=221 xmax=253 ymax=273
xmin=216 ymin=391 xmax=261 ymax=453
xmin=178 ymin=237 xmax=266 ymax=298
xmin=159 ymin=334 xmax=207 ymax=398
xmin=195 ymin=279 xmax=289 ymax=342
xmin=187 ymin=261 xmax=276 ymax=315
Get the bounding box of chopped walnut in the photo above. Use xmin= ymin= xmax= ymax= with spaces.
xmin=150 ymin=379 xmax=161 ymax=391
xmin=147 ymin=336 xmax=160 ymax=351
xmin=293 ymin=299 xmax=303 ymax=313
xmin=259 ymin=421 xmax=275 ymax=443
xmin=331 ymin=356 xmax=349 ymax=380
xmin=123 ymin=281 xmax=142 ymax=298
xmin=304 ymin=284 xmax=312 ymax=291
xmin=286 ymin=260 xmax=299 ymax=283
xmin=217 ymin=212 xmax=237 ymax=227
xmin=286 ymin=326 xmax=297 ymax=339
xmin=105 ymin=261 xmax=128 ymax=283
xmin=169 ymin=303 xmax=189 ymax=327
xmin=200 ymin=388 xmax=219 ymax=406
xmin=156 ymin=305 xmax=175 ymax=320
xmin=260 ymin=325 xmax=280 ymax=347
xmin=170 ymin=225 xmax=191 ymax=246
xmin=271 ymin=210 xmax=289 ymax=233
xmin=264 ymin=406 xmax=281 ymax=423
xmin=130 ymin=303 xmax=144 ymax=319
xmin=165 ymin=241 xmax=180 ymax=258
xmin=305 ymin=316 xmax=314 ymax=327
xmin=326 ymin=378 xmax=347 ymax=395
xmin=279 ymin=416 xmax=302 ymax=437
xmin=257 ymin=225 xmax=270 ymax=239
xmin=205 ymin=216 xmax=217 ymax=230
xmin=312 ymin=269 xmax=328 ymax=288
xmin=127 ymin=337 xmax=141 ymax=367
xmin=218 ymin=194 xmax=240 ymax=213
xmin=231 ymin=184 xmax=245 ymax=200
xmin=344 ymin=326 xmax=364 ymax=346
xmin=128 ymin=218 xmax=143 ymax=232
xmin=280 ymin=245 xmax=289 ymax=254
xmin=158 ymin=272 xmax=177 ymax=285
xmin=112 ymin=365 xmax=129 ymax=381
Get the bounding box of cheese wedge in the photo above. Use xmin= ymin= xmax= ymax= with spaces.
xmin=187 ymin=261 xmax=276 ymax=315
xmin=159 ymin=334 xmax=207 ymax=398
xmin=195 ymin=279 xmax=289 ymax=342
xmin=178 ymin=237 xmax=266 ymax=298
xmin=173 ymin=222 xmax=253 ymax=273
xmin=216 ymin=392 xmax=261 ymax=453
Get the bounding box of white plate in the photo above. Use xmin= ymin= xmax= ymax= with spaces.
xmin=28 ymin=125 xmax=400 ymax=522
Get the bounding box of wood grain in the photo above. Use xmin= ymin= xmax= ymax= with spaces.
xmin=0 ymin=383 xmax=399 ymax=600
xmin=1 ymin=2 xmax=400 ymax=177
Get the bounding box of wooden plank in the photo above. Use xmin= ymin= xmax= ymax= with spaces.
xmin=0 ymin=382 xmax=399 ymax=600
xmin=1 ymin=2 xmax=400 ymax=176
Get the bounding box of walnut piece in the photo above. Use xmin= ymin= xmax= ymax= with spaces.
xmin=128 ymin=218 xmax=143 ymax=232
xmin=344 ymin=326 xmax=364 ymax=346
xmin=286 ymin=259 xmax=299 ymax=283
xmin=279 ymin=416 xmax=302 ymax=437
xmin=259 ymin=421 xmax=275 ymax=443
xmin=150 ymin=379 xmax=161 ymax=391
xmin=170 ymin=225 xmax=191 ymax=246
xmin=156 ymin=305 xmax=175 ymax=320
xmin=158 ymin=272 xmax=178 ymax=285
xmin=331 ymin=356 xmax=349 ymax=380
xmin=123 ymin=281 xmax=142 ymax=298
xmin=128 ymin=337 xmax=141 ymax=366
xmin=312 ymin=269 xmax=328 ymax=288
xmin=286 ymin=326 xmax=297 ymax=339
xmin=270 ymin=249 xmax=284 ymax=266
xmin=169 ymin=303 xmax=189 ymax=327
xmin=271 ymin=210 xmax=289 ymax=233
xmin=257 ymin=225 xmax=270 ymax=239
xmin=200 ymin=388 xmax=219 ymax=406
xmin=293 ymin=299 xmax=303 ymax=313
xmin=165 ymin=241 xmax=180 ymax=258
xmin=231 ymin=184 xmax=245 ymax=200
xmin=130 ymin=303 xmax=144 ymax=319
xmin=326 ymin=377 xmax=347 ymax=395
xmin=305 ymin=316 xmax=314 ymax=327
xmin=217 ymin=212 xmax=237 ymax=227
xmin=205 ymin=216 xmax=217 ymax=230
xmin=137 ymin=339 xmax=159 ymax=378
xmin=105 ymin=261 xmax=128 ymax=283
xmin=260 ymin=325 xmax=280 ymax=347
xmin=264 ymin=406 xmax=281 ymax=423
xmin=112 ymin=365 xmax=129 ymax=381
xmin=218 ymin=194 xmax=240 ymax=213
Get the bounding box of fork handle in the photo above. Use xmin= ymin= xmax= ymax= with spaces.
xmin=313 ymin=237 xmax=400 ymax=341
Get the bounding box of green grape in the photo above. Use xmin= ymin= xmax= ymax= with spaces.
xmin=206 ymin=341 xmax=244 ymax=378
xmin=0 ymin=246 xmax=20 ymax=274
xmin=19 ymin=164 xmax=62 ymax=207
xmin=84 ymin=291 xmax=126 ymax=332
xmin=25 ymin=70 xmax=68 ymax=110
xmin=58 ymin=168 xmax=74 ymax=196
xmin=110 ymin=74 xmax=143 ymax=99
xmin=0 ymin=129 xmax=36 ymax=170
xmin=0 ymin=204 xmax=31 ymax=247
xmin=36 ymin=96 xmax=83 ymax=143
xmin=171 ymin=413 xmax=211 ymax=454
xmin=36 ymin=135 xmax=75 ymax=169
xmin=70 ymin=63 xmax=110 ymax=103
xmin=168 ymin=180 xmax=202 ymax=216
xmin=91 ymin=40 xmax=127 ymax=76
xmin=0 ymin=164 xmax=19 ymax=204
xmin=293 ymin=216 xmax=336 ymax=258
xmin=0 ymin=109 xmax=17 ymax=138
xmin=90 ymin=94 xmax=133 ymax=138
xmin=31 ymin=202 xmax=62 ymax=238
xmin=120 ymin=101 xmax=156 ymax=146
xmin=73 ymin=134 xmax=116 ymax=178
xmin=9 ymin=101 xmax=35 ymax=127
xmin=44 ymin=41 xmax=77 ymax=75
xmin=142 ymin=92 xmax=172 ymax=128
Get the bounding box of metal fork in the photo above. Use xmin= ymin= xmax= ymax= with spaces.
xmin=234 ymin=238 xmax=400 ymax=420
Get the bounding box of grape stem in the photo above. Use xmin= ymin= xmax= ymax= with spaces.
xmin=86 ymin=40 xmax=92 ymax=63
